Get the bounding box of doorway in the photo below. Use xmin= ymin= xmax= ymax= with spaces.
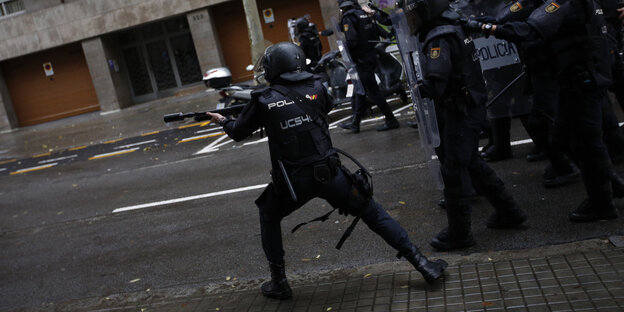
xmin=118 ymin=16 xmax=202 ymax=103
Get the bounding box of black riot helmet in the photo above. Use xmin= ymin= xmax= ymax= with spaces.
xmin=262 ymin=42 xmax=312 ymax=83
xmin=337 ymin=0 xmax=356 ymax=9
xmin=295 ymin=17 xmax=309 ymax=34
xmin=397 ymin=0 xmax=450 ymax=34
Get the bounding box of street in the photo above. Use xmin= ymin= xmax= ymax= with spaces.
xmin=1 ymin=100 xmax=623 ymax=311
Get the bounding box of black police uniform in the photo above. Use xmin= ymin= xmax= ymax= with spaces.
xmin=490 ymin=0 xmax=620 ymax=221
xmin=495 ymin=0 xmax=580 ymax=186
xmin=220 ymin=64 xmax=446 ymax=298
xmin=296 ymin=20 xmax=323 ymax=69
xmin=419 ymin=13 xmax=527 ymax=251
xmin=602 ymin=0 xmax=624 ymax=112
xmin=340 ymin=4 xmax=400 ymax=132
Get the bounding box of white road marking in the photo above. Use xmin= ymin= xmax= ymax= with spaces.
xmin=194 ymin=135 xmax=232 ymax=154
xmin=112 ymin=183 xmax=268 ymax=213
xmin=196 ymin=127 xmax=225 ymax=134
xmin=38 ymin=154 xmax=78 ymax=164
xmin=329 ymin=104 xmax=412 ymax=128
xmin=114 ymin=140 xmax=157 ymax=150
xmin=0 ymin=168 xmax=6 ymax=172
xmin=243 ymin=137 xmax=268 ymax=146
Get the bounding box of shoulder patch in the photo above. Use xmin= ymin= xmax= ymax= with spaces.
xmin=544 ymin=2 xmax=560 ymax=13
xmin=343 ymin=24 xmax=349 ymax=32
xmin=510 ymin=2 xmax=523 ymax=12
xmin=430 ymin=47 xmax=441 ymax=59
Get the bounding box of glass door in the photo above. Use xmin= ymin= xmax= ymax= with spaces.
xmin=119 ymin=16 xmax=203 ymax=103
xmin=145 ymin=40 xmax=178 ymax=91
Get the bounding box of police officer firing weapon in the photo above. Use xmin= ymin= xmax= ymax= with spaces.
xmin=393 ymin=0 xmax=527 ymax=251
xmin=466 ymin=0 xmax=621 ymax=222
xmin=337 ymin=0 xmax=401 ymax=133
xmin=205 ymin=42 xmax=447 ymax=300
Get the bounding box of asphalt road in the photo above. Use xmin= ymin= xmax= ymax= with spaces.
xmin=1 ymin=101 xmax=623 ymax=311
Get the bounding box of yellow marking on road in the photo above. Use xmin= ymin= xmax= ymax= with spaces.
xmin=33 ymin=152 xmax=52 ymax=158
xmin=0 ymin=159 xmax=16 ymax=165
xmin=68 ymin=146 xmax=87 ymax=151
xmin=178 ymin=122 xmax=202 ymax=129
xmin=200 ymin=121 xmax=211 ymax=127
xmin=141 ymin=130 xmax=160 ymax=136
xmin=10 ymin=163 xmax=57 ymax=175
xmin=177 ymin=132 xmax=225 ymax=144
xmin=89 ymin=148 xmax=138 ymax=160
xmin=103 ymin=138 xmax=123 ymax=144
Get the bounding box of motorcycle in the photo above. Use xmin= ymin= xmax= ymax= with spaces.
xmin=202 ymin=66 xmax=265 ymax=109
xmin=374 ymin=41 xmax=409 ymax=106
xmin=311 ymin=50 xmax=350 ymax=106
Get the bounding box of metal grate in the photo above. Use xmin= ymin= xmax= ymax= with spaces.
xmin=122 ymin=47 xmax=153 ymax=96
xmin=0 ymin=0 xmax=25 ymax=17
xmin=170 ymin=33 xmax=202 ymax=85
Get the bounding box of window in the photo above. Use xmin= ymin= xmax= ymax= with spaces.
xmin=0 ymin=0 xmax=25 ymax=18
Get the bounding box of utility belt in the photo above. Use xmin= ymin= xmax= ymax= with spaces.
xmin=288 ymin=148 xmax=373 ymax=250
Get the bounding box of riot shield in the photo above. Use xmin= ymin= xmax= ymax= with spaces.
xmin=331 ymin=16 xmax=365 ymax=97
xmin=452 ymin=0 xmax=530 ymax=118
xmin=390 ymin=9 xmax=444 ymax=190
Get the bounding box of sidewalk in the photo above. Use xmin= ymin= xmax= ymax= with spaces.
xmin=42 ymin=237 xmax=624 ymax=312
xmin=0 ymin=87 xmax=221 ymax=160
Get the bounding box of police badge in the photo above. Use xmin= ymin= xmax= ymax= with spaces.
xmin=545 ymin=2 xmax=560 ymax=13
xmin=510 ymin=2 xmax=523 ymax=12
xmin=430 ymin=47 xmax=441 ymax=59
xmin=343 ymin=24 xmax=349 ymax=32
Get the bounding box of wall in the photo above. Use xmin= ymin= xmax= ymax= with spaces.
xmin=0 ymin=0 xmax=226 ymax=62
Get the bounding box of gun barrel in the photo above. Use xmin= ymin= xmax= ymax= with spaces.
xmin=163 ymin=112 xmax=187 ymax=123
xmin=163 ymin=104 xmax=247 ymax=123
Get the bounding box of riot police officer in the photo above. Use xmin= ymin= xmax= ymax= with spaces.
xmin=397 ymin=0 xmax=527 ymax=251
xmin=486 ymin=0 xmax=581 ymax=187
xmin=206 ymin=42 xmax=447 ymax=299
xmin=295 ymin=16 xmax=323 ymax=70
xmin=337 ymin=0 xmax=401 ymax=133
xmin=469 ymin=0 xmax=621 ymax=222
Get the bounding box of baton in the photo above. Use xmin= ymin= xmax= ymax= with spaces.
xmin=278 ymin=160 xmax=298 ymax=202
xmin=486 ymin=71 xmax=526 ymax=109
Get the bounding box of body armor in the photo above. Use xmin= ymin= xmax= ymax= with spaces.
xmin=422 ymin=25 xmax=488 ymax=107
xmin=252 ymin=78 xmax=333 ymax=169
xmin=341 ymin=8 xmax=379 ymax=58
xmin=528 ymin=0 xmax=612 ymax=86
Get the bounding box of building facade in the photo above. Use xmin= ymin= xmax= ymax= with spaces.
xmin=0 ymin=0 xmax=340 ymax=130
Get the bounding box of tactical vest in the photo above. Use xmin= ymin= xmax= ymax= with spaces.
xmin=422 ymin=25 xmax=488 ymax=106
xmin=255 ymin=79 xmax=334 ymax=168
xmin=527 ymin=0 xmax=612 ymax=86
xmin=341 ymin=8 xmax=378 ymax=57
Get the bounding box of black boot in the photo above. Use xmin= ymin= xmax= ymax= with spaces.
xmin=486 ymin=205 xmax=527 ymax=229
xmin=569 ymin=198 xmax=619 ymax=222
xmin=480 ymin=117 xmax=512 ymax=162
xmin=261 ymin=262 xmax=292 ymax=300
xmin=377 ymin=117 xmax=400 ymax=131
xmin=404 ymin=246 xmax=447 ymax=284
xmin=339 ymin=116 xmax=361 ymax=133
xmin=430 ymin=204 xmax=475 ymax=251
xmin=611 ymin=171 xmax=624 ymax=198
xmin=486 ymin=189 xmax=527 ymax=229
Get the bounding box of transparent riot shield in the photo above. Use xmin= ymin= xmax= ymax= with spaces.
xmin=390 ymin=9 xmax=444 ymax=190
xmin=331 ymin=17 xmax=365 ymax=97
xmin=452 ymin=0 xmax=530 ymax=118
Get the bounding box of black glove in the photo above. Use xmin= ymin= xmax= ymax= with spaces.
xmin=465 ymin=18 xmax=484 ymax=33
